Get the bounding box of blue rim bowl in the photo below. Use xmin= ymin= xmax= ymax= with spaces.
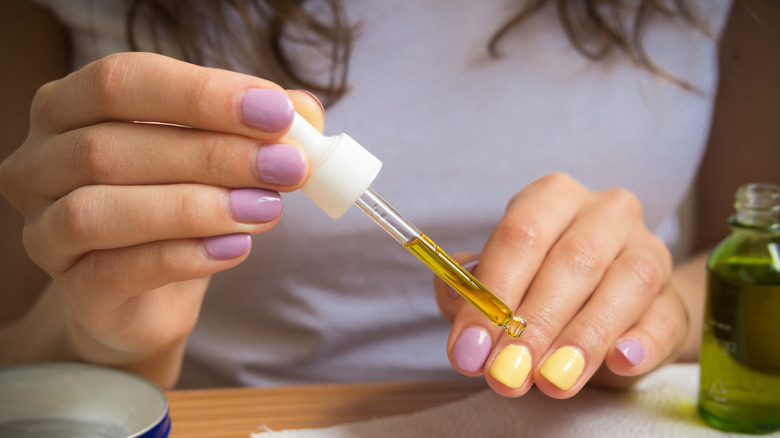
xmin=0 ymin=362 xmax=170 ymax=437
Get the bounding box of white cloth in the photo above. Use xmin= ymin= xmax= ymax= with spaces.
xmin=34 ymin=0 xmax=733 ymax=388
xmin=253 ymin=364 xmax=778 ymax=438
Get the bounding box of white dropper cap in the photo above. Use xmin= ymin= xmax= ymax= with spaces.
xmin=285 ymin=113 xmax=383 ymax=220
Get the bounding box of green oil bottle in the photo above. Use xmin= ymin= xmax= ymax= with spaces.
xmin=698 ymin=183 xmax=780 ymax=434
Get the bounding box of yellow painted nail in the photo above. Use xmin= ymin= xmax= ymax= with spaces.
xmin=540 ymin=346 xmax=585 ymax=390
xmin=489 ymin=344 xmax=532 ymax=389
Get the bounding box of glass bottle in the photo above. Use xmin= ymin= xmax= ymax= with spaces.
xmin=698 ymin=183 xmax=780 ymax=434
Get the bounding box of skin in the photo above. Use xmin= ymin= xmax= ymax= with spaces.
xmin=0 ymin=0 xmax=778 ymax=395
xmin=435 ymin=0 xmax=780 ymax=398
xmin=0 ymin=48 xmax=324 ymax=387
xmin=0 ymin=4 xmax=323 ymax=388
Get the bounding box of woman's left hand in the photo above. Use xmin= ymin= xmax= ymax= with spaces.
xmin=435 ymin=172 xmax=688 ymax=398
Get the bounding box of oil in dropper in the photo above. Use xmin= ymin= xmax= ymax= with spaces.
xmin=357 ymin=188 xmax=527 ymax=338
xmin=405 ymin=234 xmax=527 ymax=337
xmin=284 ymin=113 xmax=527 ymax=337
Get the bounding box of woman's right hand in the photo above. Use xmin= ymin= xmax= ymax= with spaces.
xmin=0 ymin=52 xmax=322 ymax=386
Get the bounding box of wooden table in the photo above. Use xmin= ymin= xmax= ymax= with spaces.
xmin=166 ymin=379 xmax=488 ymax=437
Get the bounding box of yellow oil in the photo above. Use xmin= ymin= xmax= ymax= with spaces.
xmin=404 ymin=234 xmax=526 ymax=338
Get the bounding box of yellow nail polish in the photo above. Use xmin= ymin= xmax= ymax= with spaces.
xmin=540 ymin=346 xmax=585 ymax=390
xmin=489 ymin=344 xmax=532 ymax=389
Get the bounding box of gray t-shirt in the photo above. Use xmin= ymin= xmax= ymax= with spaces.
xmin=36 ymin=0 xmax=732 ymax=388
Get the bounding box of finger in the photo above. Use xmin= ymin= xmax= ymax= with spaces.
xmin=465 ymin=173 xmax=586 ymax=312
xmin=287 ymin=89 xmax=325 ymax=133
xmin=604 ymin=281 xmax=688 ymax=377
xmin=434 ymin=252 xmax=479 ymax=322
xmin=23 ymin=122 xmax=307 ymax=204
xmin=585 ymin=280 xmax=688 ymax=391
xmin=483 ymin=189 xmax=643 ymax=397
xmin=61 ymin=234 xmax=251 ymax=321
xmin=25 ymin=184 xmax=281 ymax=273
xmin=528 ymin=232 xmax=670 ymax=398
xmin=33 ymin=52 xmax=294 ymax=138
xmin=446 ymin=174 xmax=585 ymax=378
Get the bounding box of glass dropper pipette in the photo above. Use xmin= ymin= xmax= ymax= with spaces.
xmin=286 ymin=114 xmax=527 ymax=338
xmin=356 ymin=188 xmax=526 ymax=337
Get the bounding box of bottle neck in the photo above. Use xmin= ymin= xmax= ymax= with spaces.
xmin=730 ymin=183 xmax=780 ymax=233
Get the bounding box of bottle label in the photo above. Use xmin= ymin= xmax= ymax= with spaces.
xmin=705 ymin=273 xmax=780 ymax=374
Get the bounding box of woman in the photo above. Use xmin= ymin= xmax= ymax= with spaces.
xmin=0 ymin=0 xmax=777 ymax=401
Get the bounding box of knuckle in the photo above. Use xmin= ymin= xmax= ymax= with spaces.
xmin=55 ymin=188 xmax=100 ymax=244
xmin=189 ymin=71 xmax=225 ymax=121
xmin=580 ymin=313 xmax=615 ymax=348
xmin=154 ymin=242 xmax=182 ymax=276
xmin=624 ymin=253 xmax=664 ymax=297
xmin=29 ymin=80 xmax=60 ymax=125
xmin=199 ymin=135 xmax=232 ymax=182
xmin=603 ymin=187 xmax=642 ymax=218
xmin=535 ymin=172 xmax=581 ymax=192
xmin=87 ymin=54 xmax=135 ymax=111
xmin=526 ymin=306 xmax=559 ymax=343
xmin=556 ymin=237 xmax=603 ymax=275
xmin=175 ymin=186 xmax=213 ymax=230
xmin=639 ymin=296 xmax=685 ymax=350
xmin=491 ymin=219 xmax=545 ymax=253
xmin=72 ymin=126 xmax=120 ymax=181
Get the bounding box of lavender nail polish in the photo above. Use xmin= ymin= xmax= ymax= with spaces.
xmin=256 ymin=144 xmax=306 ymax=186
xmin=241 ymin=89 xmax=294 ymax=132
xmin=230 ymin=188 xmax=282 ymax=223
xmin=450 ymin=327 xmax=492 ymax=373
xmin=204 ymin=233 xmax=251 ymax=260
xmin=616 ymin=339 xmax=644 ymax=366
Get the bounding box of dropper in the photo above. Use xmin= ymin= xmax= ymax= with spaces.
xmin=286 ymin=114 xmax=527 ymax=338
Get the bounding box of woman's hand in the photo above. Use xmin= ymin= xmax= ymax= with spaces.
xmin=435 ymin=173 xmax=688 ymax=398
xmin=0 ymin=52 xmax=323 ymax=386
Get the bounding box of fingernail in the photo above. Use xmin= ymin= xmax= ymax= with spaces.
xmin=256 ymin=144 xmax=306 ymax=186
xmin=230 ymin=188 xmax=281 ymax=223
xmin=204 ymin=233 xmax=251 ymax=259
xmin=241 ymin=88 xmax=295 ymax=132
xmin=540 ymin=346 xmax=585 ymax=391
xmin=450 ymin=260 xmax=479 ymax=299
xmin=616 ymin=339 xmax=644 ymax=366
xmin=450 ymin=327 xmax=492 ymax=373
xmin=296 ymin=89 xmax=324 ymax=115
xmin=489 ymin=344 xmax=532 ymax=389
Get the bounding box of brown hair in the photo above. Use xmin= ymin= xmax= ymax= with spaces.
xmin=490 ymin=0 xmax=703 ymax=91
xmin=126 ymin=0 xmax=701 ymax=106
xmin=126 ymin=0 xmax=353 ymax=106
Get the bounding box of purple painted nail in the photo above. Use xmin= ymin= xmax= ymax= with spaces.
xmin=616 ymin=339 xmax=644 ymax=366
xmin=450 ymin=327 xmax=492 ymax=373
xmin=450 ymin=260 xmax=479 ymax=299
xmin=204 ymin=233 xmax=251 ymax=260
xmin=256 ymin=144 xmax=306 ymax=186
xmin=230 ymin=188 xmax=282 ymax=223
xmin=241 ymin=88 xmax=294 ymax=132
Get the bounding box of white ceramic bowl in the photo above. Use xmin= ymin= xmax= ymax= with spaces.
xmin=0 ymin=363 xmax=170 ymax=438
